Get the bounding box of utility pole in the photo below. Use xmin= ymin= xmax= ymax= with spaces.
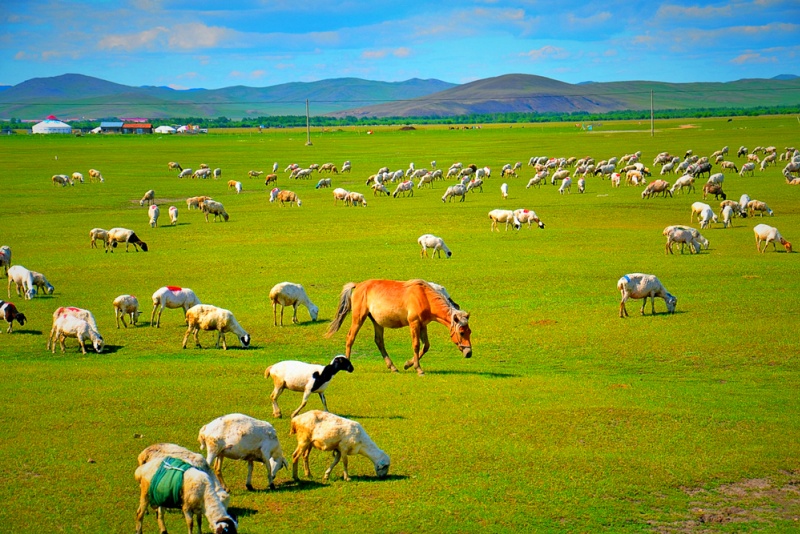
xmin=305 ymin=99 xmax=312 ymax=146
xmin=650 ymin=90 xmax=654 ymax=137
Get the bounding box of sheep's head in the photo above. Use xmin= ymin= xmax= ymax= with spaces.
xmin=25 ymin=287 xmax=37 ymax=300
xmin=374 ymin=457 xmax=390 ymax=479
xmin=666 ymin=294 xmax=677 ymax=314
xmin=331 ymin=355 xmax=354 ymax=373
xmin=139 ymin=242 xmax=149 ymax=252
xmin=309 ymin=304 xmax=319 ymax=321
xmin=445 ymin=250 xmax=452 ymax=258
xmin=93 ymin=336 xmax=105 ymax=353
xmin=239 ymin=334 xmax=251 ymax=348
xmin=14 ymin=312 xmax=26 ymax=326
xmin=781 ymin=239 xmax=793 ymax=253
xmin=537 ymin=220 xmax=545 ymax=229
xmin=45 ymin=283 xmax=55 ymax=295
xmin=214 ymin=517 xmax=238 ymax=534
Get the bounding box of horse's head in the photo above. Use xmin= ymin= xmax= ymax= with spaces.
xmin=450 ymin=310 xmax=472 ymax=358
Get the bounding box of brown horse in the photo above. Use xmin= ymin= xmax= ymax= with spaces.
xmin=325 ymin=279 xmax=472 ymax=375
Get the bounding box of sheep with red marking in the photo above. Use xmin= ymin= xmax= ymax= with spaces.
xmin=265 ymin=356 xmax=354 ymax=418
xmin=617 ymin=273 xmax=677 ymax=318
xmin=148 ymin=204 xmax=160 ymax=227
xmin=290 ymin=410 xmax=390 ymax=482
xmin=0 ymin=300 xmax=26 ymax=333
xmin=392 ymin=181 xmax=414 ymax=198
xmin=513 ymin=209 xmax=545 ymax=229
xmin=182 ymin=304 xmax=250 ymax=350
xmin=269 ymin=282 xmax=319 ymax=326
xmin=169 ymin=206 xmax=178 ymax=225
xmin=113 ymin=294 xmax=141 ymax=328
xmin=197 ymin=413 xmax=288 ymax=492
xmin=754 ymin=224 xmax=792 ymax=253
xmin=51 ymin=313 xmax=104 ymax=354
xmin=46 ymin=307 xmax=99 ymax=350
xmin=151 ymin=286 xmax=201 ymax=328
xmin=489 ymin=209 xmax=521 ymax=231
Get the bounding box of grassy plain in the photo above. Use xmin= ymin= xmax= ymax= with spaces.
xmin=1 ymin=116 xmax=799 ymax=533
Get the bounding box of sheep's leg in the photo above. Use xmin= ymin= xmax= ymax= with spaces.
xmin=59 ymin=334 xmax=67 ymax=353
xmin=213 ymin=456 xmax=230 ymax=492
xmin=369 ymin=320 xmax=398 ymax=372
xmin=182 ymin=507 xmax=194 ymax=534
xmin=292 ymin=303 xmax=299 ymax=324
xmin=246 ymin=460 xmax=255 ymax=491
xmin=291 ymin=389 xmax=312 ymax=418
xmin=619 ymin=294 xmax=629 ymax=318
xmin=639 ymin=296 xmax=648 ymax=315
xmin=272 ymin=301 xmax=279 ymax=326
xmin=181 ymin=325 xmax=194 ymax=349
xmin=134 ymin=483 xmax=150 ymax=534
xmin=318 ymin=392 xmax=329 ymax=412
xmin=323 ymin=450 xmax=341 ymax=482
xmin=150 ymin=303 xmax=161 ymax=328
xmin=271 ymin=384 xmax=285 ymax=418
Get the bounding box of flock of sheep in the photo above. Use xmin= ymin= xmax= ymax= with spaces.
xmin=14 ymin=140 xmax=798 ymax=532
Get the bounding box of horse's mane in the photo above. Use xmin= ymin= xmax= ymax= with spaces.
xmin=406 ymin=279 xmax=459 ymax=315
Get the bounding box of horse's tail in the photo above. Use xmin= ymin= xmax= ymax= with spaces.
xmin=325 ymin=282 xmax=356 ymax=338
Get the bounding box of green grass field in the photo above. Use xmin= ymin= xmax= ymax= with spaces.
xmin=1 ymin=116 xmax=799 ymax=533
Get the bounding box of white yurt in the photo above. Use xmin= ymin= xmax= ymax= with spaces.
xmin=32 ymin=115 xmax=72 ymax=134
xmin=154 ymin=125 xmax=176 ymax=134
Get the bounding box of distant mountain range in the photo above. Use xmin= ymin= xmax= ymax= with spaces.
xmin=0 ymin=73 xmax=797 ymax=120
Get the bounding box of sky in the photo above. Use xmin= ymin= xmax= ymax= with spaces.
xmin=1 ymin=0 xmax=799 ymax=89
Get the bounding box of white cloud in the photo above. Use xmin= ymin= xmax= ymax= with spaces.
xmin=521 ymin=45 xmax=570 ymax=61
xmin=730 ymin=52 xmax=777 ymax=64
xmin=362 ymin=47 xmax=411 ymax=60
xmin=567 ymin=12 xmax=612 ymax=26
xmin=656 ymin=4 xmax=732 ymax=19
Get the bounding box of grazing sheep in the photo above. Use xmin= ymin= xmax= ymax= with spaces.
xmin=51 ymin=313 xmax=104 ymax=354
xmin=274 ymin=190 xmax=301 ymax=207
xmin=577 ymin=177 xmax=586 ymax=193
xmin=30 ymin=270 xmax=54 ymax=295
xmin=46 ymin=307 xmax=99 ymax=350
xmin=0 ymin=300 xmax=26 ymax=333
xmin=690 ymin=202 xmax=718 ymax=229
xmin=89 ymin=228 xmax=108 ymax=249
xmin=106 ymin=227 xmax=148 ymax=252
xmin=197 ymin=413 xmax=288 ymax=492
xmin=201 ymin=200 xmax=229 ymax=222
xmin=290 ymin=410 xmax=390 ymax=482
xmin=720 ymin=161 xmax=738 ymax=173
xmin=617 ymin=273 xmax=677 ymax=318
xmin=7 ymin=265 xmax=36 ymax=300
xmin=88 ymin=169 xmax=104 ymax=182
xmin=168 ymin=162 xmax=183 ymax=172
xmin=720 ymin=200 xmax=746 ymax=218
xmin=316 ymin=178 xmax=331 ymax=189
xmin=610 ymin=173 xmax=621 ymax=187
xmin=488 ymin=209 xmax=521 ymax=232
xmin=140 ymin=190 xmax=155 ymax=206
xmin=670 ymin=174 xmax=695 ymax=195
xmin=268 ymin=282 xmax=319 ymax=326
xmin=392 ymin=181 xmax=414 ymax=198
xmin=418 ymin=234 xmax=452 ymax=259
xmin=72 ymin=172 xmax=84 ymax=184
xmin=178 ymin=168 xmax=193 ymax=179
xmin=665 ymin=227 xmax=702 ymax=254
xmin=113 ymin=294 xmax=141 ymax=328
xmin=754 ymin=224 xmax=792 ymax=253
xmin=642 ymin=180 xmax=671 ymax=198
xmin=169 ymin=206 xmax=178 ymax=225
xmin=213 ymin=168 xmax=222 ymax=179
xmin=747 ymin=200 xmax=774 ymax=217
xmin=702 ymin=183 xmax=727 ymax=200
xmin=264 ymin=174 xmax=278 ymax=186
xmin=442 ymin=184 xmax=467 ymax=202
xmin=193 ymin=168 xmax=212 ymax=179
xmin=182 ymin=304 xmax=250 ymax=350
xmin=150 ymin=286 xmax=201 ymax=328
xmin=186 ymin=196 xmax=212 ymax=210
xmin=134 ymin=456 xmax=237 ymax=534
xmin=465 ymin=178 xmax=484 ymax=193
xmin=52 ymin=174 xmax=73 ymax=186
xmin=0 ymin=246 xmax=10 ymax=275
xmin=740 ymin=162 xmax=755 ymax=176
xmin=551 ymin=169 xmax=571 ymax=185
xmin=372 ymin=182 xmax=389 ymax=196
xmin=333 ymin=188 xmax=350 ymax=205
xmin=265 ymin=356 xmax=354 ymax=418
xmin=501 ymin=182 xmax=510 ymax=198
xmin=346 ymin=191 xmax=367 ymax=207
xmin=341 ymin=161 xmax=351 ymax=173
xmin=663 ymin=226 xmax=709 ymax=250
xmin=526 ymin=172 xmax=547 ymax=188
xmin=513 ymin=209 xmax=545 ymax=229
xmin=248 ymin=170 xmax=263 ymax=178
xmin=227 ymin=180 xmax=242 ymax=194
xmin=721 ymin=205 xmax=734 ymax=228
xmin=148 ymin=204 xmax=160 ymax=228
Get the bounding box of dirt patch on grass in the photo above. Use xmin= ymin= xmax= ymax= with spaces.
xmin=530 ymin=319 xmax=557 ymax=326
xmin=677 ymin=124 xmax=698 ymax=129
xmin=650 ymin=471 xmax=800 ymax=532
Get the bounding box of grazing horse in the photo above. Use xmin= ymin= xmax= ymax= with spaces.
xmin=325 ymin=279 xmax=472 ymax=375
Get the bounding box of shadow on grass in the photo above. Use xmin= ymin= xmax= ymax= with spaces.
xmin=274 ymin=479 xmax=327 ymax=493
xmin=346 ymin=474 xmax=409 ymax=483
xmin=337 ymin=413 xmax=406 ymax=420
xmin=11 ymin=329 xmax=43 ymax=335
xmin=425 ymin=370 xmax=522 ymax=378
xmin=228 ymin=506 xmax=258 ymax=520
xmin=272 ymin=319 xmax=324 ymax=328
xmin=100 ymin=345 xmax=124 ymax=354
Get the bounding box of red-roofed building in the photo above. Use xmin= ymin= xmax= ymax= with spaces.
xmin=122 ymin=123 xmax=153 ymax=134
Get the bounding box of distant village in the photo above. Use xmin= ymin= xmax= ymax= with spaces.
xmin=12 ymin=115 xmax=207 ymax=135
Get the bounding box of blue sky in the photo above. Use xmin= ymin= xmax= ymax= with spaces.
xmin=2 ymin=0 xmax=798 ymax=89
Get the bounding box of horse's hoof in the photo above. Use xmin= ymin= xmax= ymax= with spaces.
xmin=403 ymin=361 xmax=414 ymax=370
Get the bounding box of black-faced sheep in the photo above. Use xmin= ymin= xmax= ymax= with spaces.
xmin=264 ymin=356 xmax=354 ymax=418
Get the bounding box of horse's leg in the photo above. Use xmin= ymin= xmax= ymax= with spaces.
xmin=344 ymin=308 xmax=369 ymax=359
xmin=403 ymin=322 xmax=426 ymax=375
xmin=370 ymin=320 xmax=398 ymax=372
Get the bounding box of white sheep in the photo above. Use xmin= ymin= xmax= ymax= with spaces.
xmin=30 ymin=270 xmax=54 ymax=295
xmin=213 ymin=168 xmax=222 ymax=179
xmin=392 ymin=180 xmax=414 ymax=198
xmin=513 ymin=209 xmax=545 ymax=229
xmin=182 ymin=304 xmax=250 ymax=350
xmin=197 ymin=413 xmax=289 ymax=492
xmin=664 ymin=227 xmax=701 ymax=254
xmin=264 ymin=356 xmax=355 ymax=418
xmin=201 ymin=199 xmax=229 ymax=222
xmin=88 ymin=168 xmax=104 ymax=182
xmin=7 ymin=265 xmax=36 ymax=300
xmin=134 ymin=456 xmax=237 ymax=534
xmin=747 ymin=200 xmax=773 ymax=217
xmin=52 ymin=174 xmax=73 ymax=186
xmin=316 ymin=178 xmax=332 ymax=189
xmin=113 ymin=294 xmax=141 ymax=328
xmin=228 ymin=180 xmax=242 ymax=194
xmin=346 ymin=191 xmax=367 ymax=207
xmin=577 ymin=177 xmax=586 ymax=193
xmin=501 ymin=182 xmax=509 ymax=199
xmin=526 ymin=172 xmax=547 ymax=188
xmin=558 ymin=177 xmax=571 ymax=194
xmin=51 ymin=313 xmax=104 ymax=354
xmin=663 ymin=226 xmax=709 ymax=250
xmin=290 ymin=410 xmax=390 ymax=482
xmin=466 ymin=177 xmax=484 ymax=193
xmin=442 ymin=184 xmax=467 ymax=202
xmin=178 ymin=168 xmax=193 ymax=179
xmin=106 ymin=227 xmax=148 ymax=252
xmin=372 ymin=182 xmax=389 ymax=196
xmin=754 ymin=224 xmax=792 ymax=253
xmin=418 ymin=234 xmax=452 ymax=258
xmin=89 ymin=228 xmax=108 ymax=249
xmin=739 ymin=162 xmax=755 ymax=176
xmin=0 ymin=245 xmax=10 ymax=275
xmin=193 ymin=168 xmax=212 ymax=179
xmin=617 ymin=273 xmax=677 ymax=318
xmin=46 ymin=306 xmax=99 ymax=351
xmin=72 ymin=172 xmax=84 ymax=183
xmin=721 ymin=205 xmax=734 ymax=228
xmin=168 ymin=206 xmax=178 ymax=226
xmin=268 ymin=282 xmax=319 ymax=326
xmin=186 ymin=196 xmax=212 ymax=210
xmin=333 ymin=188 xmax=350 ymax=205
xmin=690 ymin=202 xmax=718 ymax=229
xmin=488 ymin=209 xmax=521 ymax=231
xmin=670 ymin=174 xmax=695 ymax=195
xmin=148 ymin=204 xmax=160 ymax=228
xmin=140 ymin=190 xmax=155 ymax=206
xmin=150 ymin=286 xmax=201 ymax=328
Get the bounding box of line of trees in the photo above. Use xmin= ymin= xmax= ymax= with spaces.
xmin=3 ymin=105 xmax=799 ymax=132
